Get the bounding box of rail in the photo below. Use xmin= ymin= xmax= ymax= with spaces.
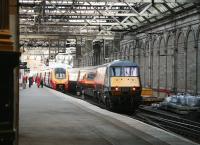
xmin=134 ymin=107 xmax=200 ymax=144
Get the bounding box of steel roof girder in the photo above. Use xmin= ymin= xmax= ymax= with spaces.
xmin=20 ymin=22 xmax=135 ymax=26
xmin=139 ymin=3 xmax=152 ymax=15
xmin=19 ymin=0 xmax=197 ymax=3
xmin=19 ymin=11 xmax=150 ymax=17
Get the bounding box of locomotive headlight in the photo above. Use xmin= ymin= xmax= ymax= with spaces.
xmin=115 ymin=87 xmax=119 ymax=91
xmin=132 ymin=87 xmax=141 ymax=91
xmin=111 ymin=87 xmax=120 ymax=92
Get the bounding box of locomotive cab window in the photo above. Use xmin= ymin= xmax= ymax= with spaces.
xmin=111 ymin=67 xmax=121 ymax=76
xmin=123 ymin=67 xmax=138 ymax=76
xmin=55 ymin=68 xmax=66 ymax=79
xmin=129 ymin=67 xmax=138 ymax=76
xmin=124 ymin=67 xmax=130 ymax=76
xmin=111 ymin=67 xmax=138 ymax=77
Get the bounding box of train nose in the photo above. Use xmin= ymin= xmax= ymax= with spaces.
xmin=56 ymin=84 xmax=65 ymax=91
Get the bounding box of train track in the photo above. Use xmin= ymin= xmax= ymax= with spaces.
xmin=134 ymin=107 xmax=200 ymax=144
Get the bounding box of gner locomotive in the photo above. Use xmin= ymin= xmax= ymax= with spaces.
xmin=71 ymin=60 xmax=142 ymax=111
xmin=44 ymin=67 xmax=69 ymax=92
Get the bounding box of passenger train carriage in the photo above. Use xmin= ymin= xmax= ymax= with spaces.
xmin=76 ymin=67 xmax=96 ymax=96
xmin=68 ymin=68 xmax=80 ymax=93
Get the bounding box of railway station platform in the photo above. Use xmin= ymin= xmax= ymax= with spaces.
xmin=19 ymin=85 xmax=198 ymax=145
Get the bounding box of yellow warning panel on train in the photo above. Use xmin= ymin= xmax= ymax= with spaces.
xmin=111 ymin=77 xmax=140 ymax=87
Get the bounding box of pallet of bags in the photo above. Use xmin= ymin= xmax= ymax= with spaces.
xmin=159 ymin=94 xmax=200 ymax=114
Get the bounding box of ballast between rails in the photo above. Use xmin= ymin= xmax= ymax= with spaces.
xmin=134 ymin=107 xmax=200 ymax=143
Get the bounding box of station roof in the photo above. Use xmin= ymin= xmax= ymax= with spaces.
xmin=19 ymin=0 xmax=199 ymax=42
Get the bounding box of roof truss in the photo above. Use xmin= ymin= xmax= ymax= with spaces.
xmin=19 ymin=0 xmax=197 ymax=45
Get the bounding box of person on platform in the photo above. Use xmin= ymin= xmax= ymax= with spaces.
xmin=40 ymin=78 xmax=43 ymax=88
xmin=36 ymin=76 xmax=41 ymax=88
xmin=28 ymin=76 xmax=33 ymax=88
xmin=22 ymin=75 xmax=27 ymax=89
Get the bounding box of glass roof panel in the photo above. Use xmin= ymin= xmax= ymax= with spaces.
xmin=142 ymin=11 xmax=152 ymax=18
xmin=174 ymin=6 xmax=183 ymax=12
xmin=129 ymin=17 xmax=137 ymax=23
xmin=150 ymin=17 xmax=157 ymax=22
xmin=137 ymin=16 xmax=145 ymax=21
xmin=148 ymin=7 xmax=156 ymax=14
xmin=155 ymin=4 xmax=168 ymax=13
xmin=147 ymin=6 xmax=159 ymax=16
xmin=167 ymin=3 xmax=179 ymax=8
xmin=183 ymin=3 xmax=194 ymax=8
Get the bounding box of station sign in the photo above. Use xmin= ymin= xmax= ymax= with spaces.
xmin=19 ymin=62 xmax=27 ymax=69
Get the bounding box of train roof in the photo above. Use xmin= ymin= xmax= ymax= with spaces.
xmin=108 ymin=60 xmax=138 ymax=67
xmin=71 ymin=65 xmax=96 ymax=70
xmin=69 ymin=60 xmax=138 ymax=72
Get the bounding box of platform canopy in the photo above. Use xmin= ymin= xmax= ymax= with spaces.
xmin=19 ymin=0 xmax=199 ymax=44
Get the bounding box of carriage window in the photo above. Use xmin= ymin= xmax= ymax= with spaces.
xmin=87 ymin=73 xmax=95 ymax=80
xmin=111 ymin=67 xmax=121 ymax=76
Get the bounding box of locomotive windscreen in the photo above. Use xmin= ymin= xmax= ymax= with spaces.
xmin=110 ymin=67 xmax=138 ymax=77
xmin=55 ymin=68 xmax=66 ymax=79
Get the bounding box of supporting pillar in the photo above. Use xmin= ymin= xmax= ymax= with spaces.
xmin=0 ymin=0 xmax=13 ymax=52
xmin=0 ymin=1 xmax=20 ymax=145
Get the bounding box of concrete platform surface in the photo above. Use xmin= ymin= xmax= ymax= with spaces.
xmin=19 ymin=85 xmax=198 ymax=145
